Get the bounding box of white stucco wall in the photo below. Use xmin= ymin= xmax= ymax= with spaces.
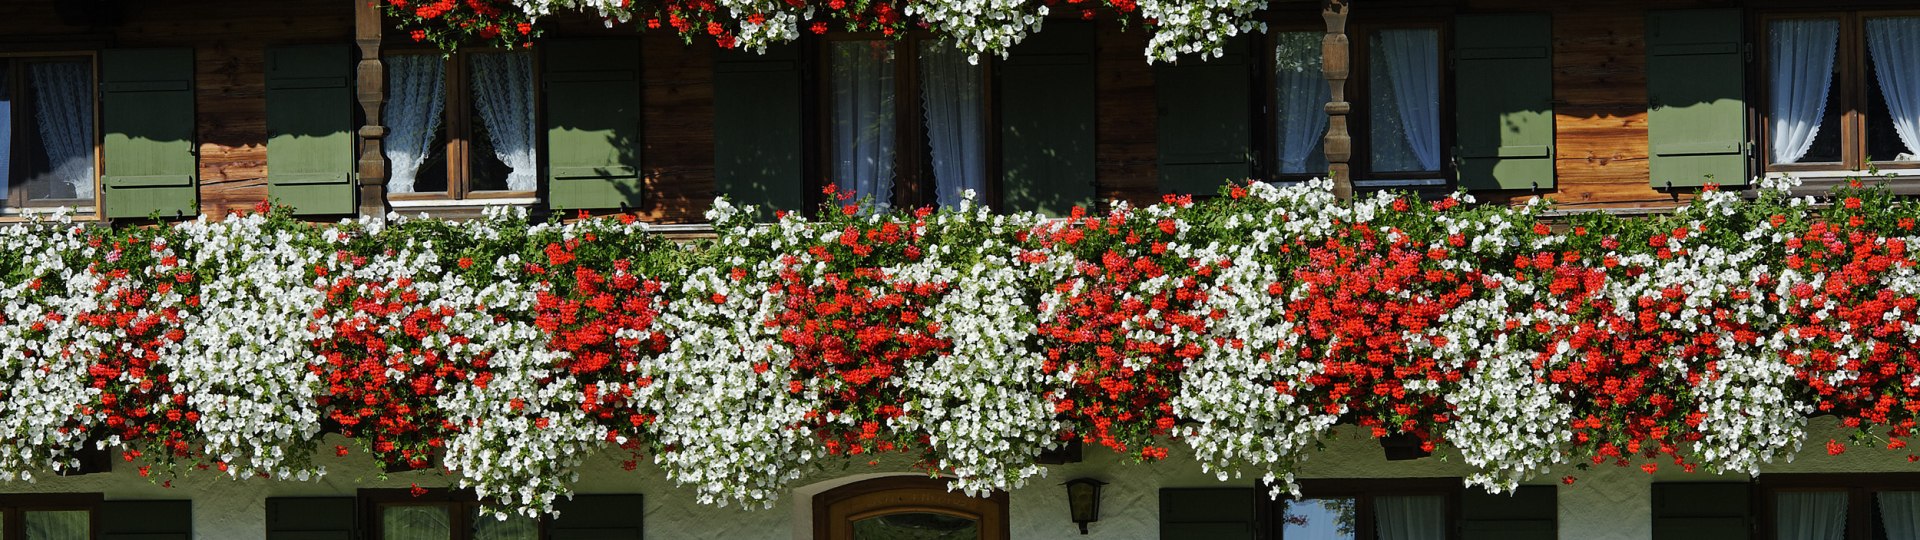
xmin=0 ymin=419 xmax=1909 ymax=539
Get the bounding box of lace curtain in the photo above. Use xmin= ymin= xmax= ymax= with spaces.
xmin=31 ymin=61 xmax=94 ymax=200
xmin=830 ymin=41 xmax=897 ymax=207
xmin=23 ymin=511 xmax=89 ymax=540
xmin=1275 ymin=32 xmax=1330 ymax=175
xmin=474 ymin=515 xmax=541 ymax=540
xmin=382 ymin=506 xmax=451 ymax=540
xmin=1370 ymin=29 xmax=1441 ymax=173
xmin=919 ymin=40 xmax=986 ymax=209
xmin=1881 ymin=492 xmax=1920 ymax=539
xmin=1776 ymin=491 xmax=1848 ymax=540
xmin=1868 ymin=17 xmax=1920 ymax=161
xmin=1374 ymin=495 xmax=1446 ymax=540
xmin=384 ymin=55 xmax=447 ymax=194
xmin=470 ymin=52 xmax=538 ymax=192
xmin=1769 ymin=19 xmax=1841 ymax=164
xmin=0 ymin=68 xmax=12 ymax=199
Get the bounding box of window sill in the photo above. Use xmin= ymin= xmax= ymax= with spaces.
xmin=0 ymin=206 xmax=100 ymax=222
xmin=1353 ymin=178 xmax=1447 ymax=188
xmin=388 ymin=197 xmax=538 ymax=208
xmin=1764 ymin=169 xmax=1920 ymax=197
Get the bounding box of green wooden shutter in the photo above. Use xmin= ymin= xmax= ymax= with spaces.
xmin=713 ymin=44 xmax=804 ymax=220
xmin=999 ymin=21 xmax=1096 ymax=217
xmin=545 ymin=39 xmax=642 ymax=210
xmin=1160 ymin=487 xmax=1254 ymax=539
xmin=265 ymin=497 xmax=355 ymax=540
xmin=1647 ymin=9 xmax=1748 ymax=189
xmin=102 ymin=48 xmax=197 ymax=219
xmin=550 ymin=494 xmax=643 ymax=540
xmin=266 ymin=45 xmax=356 ymax=215
xmin=1156 ymin=35 xmax=1254 ymax=196
xmin=1651 ymin=482 xmax=1751 ymax=540
xmin=1455 ymin=13 xmax=1556 ymax=190
xmin=1462 ymin=485 xmax=1556 ymax=539
xmin=99 ymin=500 xmax=192 ymax=540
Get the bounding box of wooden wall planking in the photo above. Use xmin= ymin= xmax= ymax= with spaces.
xmin=1095 ymin=20 xmax=1161 ymax=210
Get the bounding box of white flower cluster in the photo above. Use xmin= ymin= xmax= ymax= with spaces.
xmin=901 ymin=0 xmax=1049 ymax=62
xmin=1135 ymin=0 xmax=1269 ymax=62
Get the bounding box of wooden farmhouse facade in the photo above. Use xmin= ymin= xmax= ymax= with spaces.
xmin=2 ymin=0 xmax=1920 ymax=539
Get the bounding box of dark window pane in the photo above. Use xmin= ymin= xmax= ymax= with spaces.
xmin=415 ymin=123 xmax=449 ymax=194
xmin=852 ymin=512 xmax=978 ymax=540
xmin=382 ymin=505 xmax=452 ymax=540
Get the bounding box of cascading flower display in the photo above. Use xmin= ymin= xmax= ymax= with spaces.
xmin=6 ymin=178 xmax=1920 ymax=517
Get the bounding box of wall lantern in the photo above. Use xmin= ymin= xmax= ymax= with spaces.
xmin=1063 ymin=477 xmax=1107 ymax=535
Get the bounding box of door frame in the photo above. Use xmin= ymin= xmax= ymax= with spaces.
xmin=811 ymin=476 xmax=1009 ymax=540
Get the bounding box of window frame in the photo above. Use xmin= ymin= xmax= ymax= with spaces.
xmin=1757 ymin=472 xmax=1920 ymax=540
xmin=810 ymin=476 xmax=1009 ymax=540
xmin=811 ymin=31 xmax=998 ymax=211
xmin=381 ymin=47 xmax=544 ymax=206
xmin=1262 ymin=477 xmax=1463 ymax=540
xmin=0 ymin=51 xmax=101 ymax=216
xmin=0 ymin=492 xmax=101 ymax=540
xmin=1757 ymin=9 xmax=1920 ymax=175
xmin=1254 ymin=18 xmax=1454 ymax=187
xmin=359 ymin=488 xmax=548 ymax=540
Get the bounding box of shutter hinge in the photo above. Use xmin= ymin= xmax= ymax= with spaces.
xmin=1744 ymin=42 xmax=1754 ymax=63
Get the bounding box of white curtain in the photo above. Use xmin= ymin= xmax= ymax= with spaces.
xmin=470 ymin=52 xmax=538 ymax=192
xmin=1881 ymin=492 xmax=1920 ymax=539
xmin=1868 ymin=17 xmax=1920 ymax=161
xmin=1375 ymin=495 xmax=1445 ymax=540
xmin=1769 ymin=19 xmax=1841 ymax=164
xmin=23 ymin=510 xmax=89 ymax=540
xmin=474 ymin=514 xmax=540 ymax=540
xmin=383 ymin=55 xmax=447 ymax=194
xmin=1276 ymin=32 xmax=1331 ymax=175
xmin=30 ymin=61 xmax=94 ymax=200
xmin=830 ymin=41 xmax=896 ymax=208
xmin=1372 ymin=29 xmax=1441 ymax=172
xmin=1776 ymin=491 xmax=1848 ymax=540
xmin=919 ymin=40 xmax=986 ymax=209
xmin=382 ymin=506 xmax=452 ymax=540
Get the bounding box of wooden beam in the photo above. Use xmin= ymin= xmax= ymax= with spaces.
xmin=355 ymin=0 xmax=388 ymax=219
xmin=1322 ymin=0 xmax=1353 ymax=200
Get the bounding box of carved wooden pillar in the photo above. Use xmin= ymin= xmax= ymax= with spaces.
xmin=355 ymin=0 xmax=389 ymax=219
xmin=1322 ymin=0 xmax=1354 ymax=200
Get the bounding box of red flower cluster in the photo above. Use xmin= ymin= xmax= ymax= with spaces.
xmin=1782 ymin=212 xmax=1920 ymax=458
xmin=74 ymin=231 xmax=201 ymax=470
xmin=532 ymin=228 xmax=673 ymax=448
xmin=1031 ymin=199 xmax=1200 ymax=460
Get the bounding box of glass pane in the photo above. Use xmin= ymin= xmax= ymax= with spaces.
xmin=467 ymin=52 xmax=536 ymax=192
xmin=383 ymin=505 xmax=452 ymax=540
xmin=1368 ymin=29 xmax=1441 ymax=173
xmin=1282 ymin=498 xmax=1357 ymax=540
xmin=20 ymin=58 xmax=94 ymax=203
xmin=382 ymin=54 xmax=448 ymax=195
xmin=1876 ymin=492 xmax=1920 ymax=540
xmin=1777 ymin=491 xmax=1848 ymax=540
xmin=852 ymin=512 xmax=978 ymax=540
xmin=1865 ymin=17 xmax=1920 ymax=164
xmin=1275 ymin=31 xmax=1330 ymax=176
xmin=828 ymin=40 xmax=897 ymax=206
xmin=23 ymin=510 xmax=89 ymax=540
xmin=1374 ymin=495 xmax=1445 ymax=540
xmin=917 ymin=39 xmax=987 ymax=209
xmin=1768 ymin=19 xmax=1844 ymax=165
xmin=472 ymin=510 xmax=540 ymax=540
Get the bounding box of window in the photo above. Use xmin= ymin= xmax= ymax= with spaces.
xmin=1761 ymin=473 xmax=1920 ymax=540
xmin=0 ymin=55 xmax=96 ymax=212
xmin=820 ymin=35 xmax=988 ymax=210
xmin=1273 ymin=479 xmax=1456 ymax=539
xmin=1763 ymin=12 xmax=1920 ymax=173
xmin=0 ymin=494 xmax=97 ymax=540
xmin=1271 ymin=31 xmax=1331 ymax=179
xmin=813 ymin=476 xmax=1008 ymax=540
xmin=384 ymin=50 xmax=538 ymax=204
xmin=1262 ymin=24 xmax=1447 ymax=185
xmin=362 ymin=490 xmax=540 ymax=540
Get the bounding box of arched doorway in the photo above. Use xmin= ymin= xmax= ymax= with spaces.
xmin=812 ymin=476 xmax=1009 ymax=540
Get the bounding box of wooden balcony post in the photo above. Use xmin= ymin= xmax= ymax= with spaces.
xmin=1322 ymin=0 xmax=1354 ymax=200
xmin=355 ymin=0 xmax=389 ymax=219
